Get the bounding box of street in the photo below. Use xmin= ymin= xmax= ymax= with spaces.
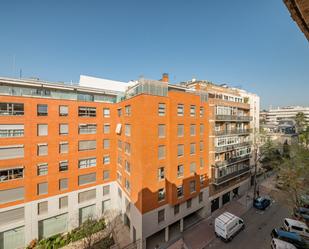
xmin=205 ymin=190 xmax=290 ymax=249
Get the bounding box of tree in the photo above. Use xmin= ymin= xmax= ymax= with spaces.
xmin=294 ymin=112 xmax=307 ymax=133
xmin=299 ymin=126 xmax=309 ymax=147
xmin=275 ymin=144 xmax=309 ymax=209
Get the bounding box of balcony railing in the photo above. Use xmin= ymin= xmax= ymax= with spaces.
xmin=215 ymin=141 xmax=251 ymax=153
xmin=212 ymin=166 xmax=251 ymax=185
xmin=214 ymin=154 xmax=251 ymax=168
xmin=215 ymin=115 xmax=252 ymax=122
xmin=214 ymin=129 xmax=252 ymax=136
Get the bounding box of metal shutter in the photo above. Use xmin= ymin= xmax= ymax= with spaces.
xmin=38 ymin=124 xmax=48 ymax=136
xmin=59 ymin=124 xmax=68 ymax=134
xmin=78 ymin=189 xmax=96 ymax=203
xmin=59 ymin=178 xmax=68 ymax=190
xmin=103 ymin=185 xmax=110 ymax=196
xmin=59 ymin=196 xmax=68 ymax=209
xmin=78 ymin=140 xmax=96 ymax=151
xmin=0 ymin=124 xmax=24 ymax=130
xmin=78 ymin=173 xmax=96 ymax=186
xmin=0 ymin=207 xmax=24 ymax=226
xmin=38 ymin=144 xmax=48 ymax=156
xmin=38 ymin=201 xmax=48 ymax=215
xmin=0 ymin=145 xmax=24 ymax=160
xmin=38 ymin=182 xmax=48 ymax=195
xmin=0 ymin=187 xmax=24 ymax=204
xmin=59 ymin=106 xmax=68 ymax=115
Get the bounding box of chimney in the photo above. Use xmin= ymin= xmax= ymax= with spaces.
xmin=161 ymin=73 xmax=169 ymax=83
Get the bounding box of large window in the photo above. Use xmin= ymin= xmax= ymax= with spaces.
xmin=125 ymin=143 xmax=131 ymax=155
xmin=0 ymin=145 xmax=24 ymax=160
xmin=200 ymin=106 xmax=204 ymax=117
xmin=190 ymin=180 xmax=196 ymax=193
xmin=79 ymin=124 xmax=97 ymax=134
xmin=158 ymin=209 xmax=165 ymax=223
xmin=78 ymin=140 xmax=96 ymax=151
xmin=0 ymin=167 xmax=23 ymax=182
xmin=37 ymin=182 xmax=48 ymax=195
xmin=103 ymin=124 xmax=110 ymax=134
xmin=0 ymin=102 xmax=24 ymax=116
xmin=79 ymin=157 xmax=96 ymax=169
xmin=0 ymin=124 xmax=24 ymax=137
xmin=59 ymin=124 xmax=69 ymax=135
xmin=59 ymin=142 xmax=68 ymax=154
xmin=78 ymin=173 xmax=96 ymax=186
xmin=177 ymin=104 xmax=184 ymax=116
xmin=190 ymin=143 xmax=196 ymax=155
xmin=78 ymin=106 xmax=96 ymax=117
xmin=37 ymin=143 xmax=48 ymax=156
xmin=190 ymin=162 xmax=196 ymax=174
xmin=37 ymin=104 xmax=48 ymax=116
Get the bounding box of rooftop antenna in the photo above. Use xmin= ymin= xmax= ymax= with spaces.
xmin=19 ymin=69 xmax=22 ymax=79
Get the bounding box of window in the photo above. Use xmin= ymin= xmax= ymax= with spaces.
xmin=200 ymin=157 xmax=205 ymax=169
xmin=124 ymin=143 xmax=131 ymax=155
xmin=0 ymin=145 xmax=24 ymax=160
xmin=177 ymin=185 xmax=184 ymax=198
xmin=200 ymin=141 xmax=204 ymax=152
xmin=78 ymin=189 xmax=96 ymax=203
xmin=102 ymin=199 xmax=111 ymax=213
xmin=0 ymin=102 xmax=24 ymax=116
xmin=0 ymin=187 xmax=24 ymax=204
xmin=125 ymin=160 xmax=130 ymax=173
xmin=190 ymin=180 xmax=196 ymax=193
xmin=158 ymin=167 xmax=165 ymax=181
xmin=59 ymin=178 xmax=68 ymax=190
xmin=103 ymin=155 xmax=110 ymax=165
xmin=37 ymin=182 xmax=48 ymax=195
xmin=125 ymin=178 xmax=131 ymax=192
xmin=59 ymin=105 xmax=68 ymax=116
xmin=200 ymin=174 xmax=206 ymax=185
xmin=190 ymin=162 xmax=196 ymax=174
xmin=125 ymin=124 xmax=131 ymax=136
xmin=79 ymin=158 xmax=96 ymax=169
xmin=177 ymin=144 xmax=184 ymax=157
xmin=117 ymin=108 xmax=122 ymax=117
xmin=118 ymin=140 xmax=122 ymax=150
xmin=190 ymin=105 xmax=196 ymax=117
xmin=103 ymin=185 xmax=110 ymax=196
xmin=0 ymin=124 xmax=24 ymax=137
xmin=116 ymin=123 xmax=122 ymax=134
xmin=0 ymin=167 xmax=24 ymax=182
xmin=37 ymin=124 xmax=48 ymax=136
xmin=158 ymin=124 xmax=165 ymax=138
xmin=174 ymin=204 xmax=180 ymax=215
xmin=103 ymin=170 xmax=110 ymax=180
xmin=158 ymin=188 xmax=165 ymax=201
xmin=78 ymin=140 xmax=96 ymax=151
xmin=78 ymin=106 xmax=96 ymax=117
xmin=37 ymin=104 xmax=48 ymax=116
xmin=103 ymin=108 xmax=110 ymax=117
xmin=103 ymin=124 xmax=110 ymax=134
xmin=117 ymin=171 xmax=122 ymax=183
xmin=200 ymin=107 xmax=204 ymax=117
xmin=125 ymin=105 xmax=131 ymax=116
xmin=59 ymin=160 xmax=68 ymax=172
xmin=177 ymin=104 xmax=184 ymax=116
xmin=200 ymin=124 xmax=204 ymax=135
xmin=199 ymin=192 xmax=203 ymax=203
xmin=158 ymin=145 xmax=165 ymax=159
xmin=190 ymin=124 xmax=196 ymax=136
xmin=103 ymin=139 xmax=110 ymax=149
xmin=37 ymin=163 xmax=48 ymax=176
xmin=158 ymin=209 xmax=165 ymax=223
xmin=59 ymin=124 xmax=69 ymax=135
xmin=177 ymin=165 xmax=184 ymax=178
xmin=187 ymin=198 xmax=192 ymax=208
xmin=79 ymin=124 xmax=97 ymax=134
xmin=117 ymin=154 xmax=122 ymax=166
xmin=177 ymin=124 xmax=184 ymax=137
xmin=38 ymin=201 xmax=48 ymax=215
xmin=190 ymin=143 xmax=196 ymax=155
xmin=78 ymin=173 xmax=96 ymax=186
xmin=59 ymin=142 xmax=68 ymax=154
xmin=59 ymin=196 xmax=68 ymax=209
xmin=37 ymin=143 xmax=48 ymax=156
xmin=158 ymin=103 xmax=166 ymax=116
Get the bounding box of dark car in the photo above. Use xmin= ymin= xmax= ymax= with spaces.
xmin=271 ymin=228 xmax=309 ymax=249
xmin=253 ymin=197 xmax=271 ymax=210
xmin=294 ymin=207 xmax=309 ymax=224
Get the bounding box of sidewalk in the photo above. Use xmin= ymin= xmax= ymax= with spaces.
xmin=172 ymin=175 xmax=275 ymax=249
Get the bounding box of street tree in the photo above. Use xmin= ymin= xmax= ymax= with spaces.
xmin=294 ymin=112 xmax=307 ymax=133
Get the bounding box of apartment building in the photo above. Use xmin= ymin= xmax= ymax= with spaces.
xmin=185 ymin=80 xmax=255 ymax=212
xmin=0 ymin=75 xmax=211 ymax=249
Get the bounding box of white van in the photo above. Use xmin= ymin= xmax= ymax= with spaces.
xmin=283 ymin=218 xmax=309 ymax=238
xmin=214 ymin=212 xmax=244 ymax=241
xmin=271 ymin=238 xmax=297 ymax=249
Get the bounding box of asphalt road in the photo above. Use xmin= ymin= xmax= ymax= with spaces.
xmin=205 ymin=191 xmax=290 ymax=249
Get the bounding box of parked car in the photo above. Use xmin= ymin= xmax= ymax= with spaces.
xmin=253 ymin=197 xmax=271 ymax=210
xmin=271 ymin=238 xmax=297 ymax=249
xmin=294 ymin=207 xmax=309 ymax=224
xmin=283 ymin=218 xmax=309 ymax=239
xmin=271 ymin=228 xmax=308 ymax=249
xmin=214 ymin=212 xmax=244 ymax=242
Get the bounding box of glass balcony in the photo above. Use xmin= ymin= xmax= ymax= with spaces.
xmin=214 ymin=129 xmax=252 ymax=136
xmin=215 ymin=141 xmax=251 ymax=153
xmin=215 ymin=115 xmax=252 ymax=122
xmin=214 ymin=154 xmax=251 ymax=168
xmin=212 ymin=166 xmax=251 ymax=185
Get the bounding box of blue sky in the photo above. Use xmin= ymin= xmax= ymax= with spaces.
xmin=0 ymin=0 xmax=308 ymax=109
